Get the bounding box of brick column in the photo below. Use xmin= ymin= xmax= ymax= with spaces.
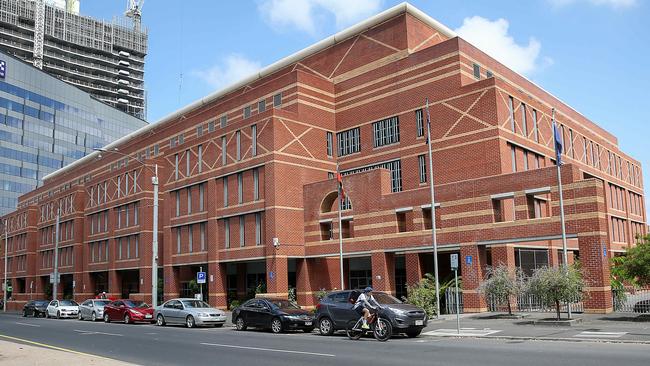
xmin=108 ymin=270 xmax=120 ymax=299
xmin=405 ymin=252 xmax=422 ymax=287
xmin=579 ymin=232 xmax=613 ymax=313
xmin=266 ymin=255 xmax=288 ymax=298
xmin=461 ymin=243 xmax=487 ymax=313
xmin=163 ymin=266 xmax=179 ymax=300
xmin=371 ymin=251 xmax=395 ymax=295
xmin=490 ymin=245 xmax=517 ymax=312
xmin=295 ymin=258 xmax=315 ymax=306
xmin=208 ymin=262 xmax=227 ymax=309
xmin=205 ymin=178 xmax=225 ymax=308
xmin=236 ymin=263 xmax=247 ymax=299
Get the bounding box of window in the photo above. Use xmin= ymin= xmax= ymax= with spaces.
xmin=224 ymin=219 xmax=230 ymax=248
xmin=176 ymin=191 xmax=180 ymax=216
xmin=243 ymin=106 xmax=251 ymax=119
xmin=492 ymin=197 xmax=515 ymax=222
xmin=258 ymin=100 xmax=266 ymax=113
xmin=240 ymin=217 xmax=245 ymax=247
xmin=320 ymin=222 xmax=333 ymax=240
xmin=187 ymin=188 xmax=192 ymax=214
xmin=508 ymin=96 xmax=515 ymax=132
xmin=154 ymin=144 xmax=159 ymax=156
xmin=273 ymin=93 xmax=282 ymax=107
xmin=208 ymin=121 xmax=215 ymax=132
xmin=527 ymin=193 xmax=549 ymax=219
xmin=255 ymin=213 xmax=261 ymax=245
xmin=473 ymin=63 xmax=481 ymax=79
xmin=372 ymin=116 xmax=400 ymax=148
xmin=197 ymin=125 xmax=203 ymax=137
xmin=342 ymin=159 xmax=402 ymax=192
xmin=251 ymin=125 xmax=257 ymax=157
xmin=521 ymin=104 xmax=527 ymax=137
xmin=236 ymin=130 xmax=241 ymax=160
xmin=422 ymin=208 xmax=432 ymax=230
xmin=186 ymin=150 xmax=191 ymax=177
xmin=341 ymin=219 xmax=353 ymax=238
xmin=220 ymin=115 xmax=227 ymax=128
xmin=125 ymin=173 xmax=130 ymax=195
xmin=170 ymin=136 xmax=177 ymax=148
xmin=222 ymin=136 xmax=227 ymax=165
xmin=200 ymin=222 xmax=206 ymax=251
xmin=486 ymin=70 xmax=493 ymax=78
xmin=198 ymin=145 xmax=203 ymax=173
xmin=178 ymin=134 xmax=184 ymax=145
xmin=326 ymin=132 xmax=333 ymax=157
xmin=174 ymin=154 xmax=179 ymax=180
xmin=569 ymin=129 xmax=574 ymax=158
xmin=415 ymin=109 xmax=424 ymax=137
xmin=237 ymin=173 xmax=243 ymax=204
xmin=253 ymin=168 xmax=259 ymax=201
xmin=511 ymin=145 xmax=517 ymax=172
xmin=582 ymin=137 xmax=588 ymax=164
xmin=418 ymin=155 xmax=427 ymax=183
xmin=515 ymin=249 xmax=549 ymax=276
xmin=337 ymin=128 xmax=361 ymax=156
xmin=188 ymin=224 xmax=193 ymax=252
xmin=396 ymin=212 xmax=409 ymax=232
xmin=223 ymin=177 xmax=229 ymax=207
xmin=176 ymin=228 xmax=181 ymax=253
xmin=199 ymin=183 xmax=205 ymax=211
xmin=523 ymin=151 xmax=529 ymax=171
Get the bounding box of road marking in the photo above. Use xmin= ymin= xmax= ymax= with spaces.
xmin=73 ymin=329 xmax=123 ymax=337
xmin=574 ymin=331 xmax=627 ymax=338
xmin=200 ymin=342 xmax=335 ymax=357
xmin=0 ymin=333 xmax=123 ymax=361
xmin=423 ymin=328 xmax=502 ymax=337
xmin=15 ymin=322 xmax=41 ymax=327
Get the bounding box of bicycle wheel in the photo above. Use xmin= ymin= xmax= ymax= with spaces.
xmin=373 ymin=318 xmax=392 ymax=342
xmin=346 ymin=322 xmax=363 ymax=340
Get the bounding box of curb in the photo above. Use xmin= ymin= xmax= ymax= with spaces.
xmin=421 ymin=333 xmax=650 ymax=345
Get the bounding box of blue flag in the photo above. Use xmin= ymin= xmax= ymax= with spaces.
xmin=553 ymin=122 xmax=563 ymax=165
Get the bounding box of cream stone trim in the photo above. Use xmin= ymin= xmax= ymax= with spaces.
xmin=441 ymin=209 xmax=494 ymax=220
xmin=333 ymin=49 xmax=410 ymax=83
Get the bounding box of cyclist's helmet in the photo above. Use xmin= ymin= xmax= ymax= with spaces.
xmin=363 ymin=286 xmax=373 ymax=293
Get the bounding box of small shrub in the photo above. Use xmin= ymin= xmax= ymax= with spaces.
xmin=229 ymin=299 xmax=241 ymax=310
xmin=405 ymin=273 xmax=438 ymax=318
xmin=527 ymin=265 xmax=584 ymax=320
xmin=480 ymin=265 xmax=526 ymax=315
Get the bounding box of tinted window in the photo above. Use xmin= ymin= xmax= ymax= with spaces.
xmin=82 ymin=300 xmax=91 ymax=306
xmin=181 ymin=300 xmax=210 ymax=308
xmin=59 ymin=300 xmax=78 ymax=306
xmin=268 ymin=300 xmax=300 ymax=310
xmin=124 ymin=300 xmax=148 ymax=308
xmin=242 ymin=299 xmax=257 ymax=307
xmin=372 ymin=292 xmax=401 ymax=304
xmin=332 ymin=292 xmax=350 ymax=303
xmin=164 ymin=301 xmax=176 ymax=308
xmin=94 ymin=300 xmax=110 ymax=306
xmin=35 ymin=301 xmax=49 ymax=306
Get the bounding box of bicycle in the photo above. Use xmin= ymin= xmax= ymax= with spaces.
xmin=346 ymin=306 xmax=392 ymax=342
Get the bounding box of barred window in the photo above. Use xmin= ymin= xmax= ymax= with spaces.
xmin=415 ymin=109 xmax=424 ymax=137
xmin=372 ymin=116 xmax=400 ymax=148
xmin=418 ymin=155 xmax=427 ymax=183
xmin=342 ymin=159 xmax=402 ymax=192
xmin=337 ymin=128 xmax=360 ymax=156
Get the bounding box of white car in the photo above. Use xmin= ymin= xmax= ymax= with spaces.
xmin=46 ymin=299 xmax=79 ymax=319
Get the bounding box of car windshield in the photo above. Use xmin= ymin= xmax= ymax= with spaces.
xmin=34 ymin=301 xmax=49 ymax=306
xmin=372 ymin=292 xmax=402 ymax=304
xmin=124 ymin=300 xmax=148 ymax=308
xmin=181 ymin=300 xmax=211 ymax=308
xmin=59 ymin=300 xmax=78 ymax=306
xmin=269 ymin=300 xmax=300 ymax=309
xmin=94 ymin=300 xmax=111 ymax=306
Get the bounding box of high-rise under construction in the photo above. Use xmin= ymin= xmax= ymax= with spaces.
xmin=0 ymin=0 xmax=148 ymax=119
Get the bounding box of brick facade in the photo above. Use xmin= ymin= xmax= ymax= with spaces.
xmin=1 ymin=6 xmax=645 ymax=313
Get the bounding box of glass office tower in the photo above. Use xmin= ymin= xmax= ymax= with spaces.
xmin=0 ymin=51 xmax=147 ymax=215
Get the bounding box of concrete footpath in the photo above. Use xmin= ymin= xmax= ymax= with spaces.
xmin=421 ymin=312 xmax=650 ymax=343
xmin=0 ymin=339 xmax=135 ymax=365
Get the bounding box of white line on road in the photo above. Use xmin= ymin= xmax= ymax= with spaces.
xmin=574 ymin=331 xmax=627 ymax=338
xmin=73 ymin=329 xmax=123 ymax=337
xmin=15 ymin=322 xmax=41 ymax=327
xmin=200 ymin=343 xmax=335 ymax=357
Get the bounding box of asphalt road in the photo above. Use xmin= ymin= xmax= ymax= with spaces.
xmin=1 ymin=313 xmax=649 ymax=366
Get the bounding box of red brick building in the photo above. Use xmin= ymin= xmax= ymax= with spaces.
xmin=1 ymin=4 xmax=645 ymax=313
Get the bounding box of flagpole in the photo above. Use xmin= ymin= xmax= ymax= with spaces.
xmin=553 ymin=108 xmax=571 ymax=319
xmin=336 ymin=164 xmax=345 ymax=290
xmin=425 ymin=98 xmax=441 ymax=319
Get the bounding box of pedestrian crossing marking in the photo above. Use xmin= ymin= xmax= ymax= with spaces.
xmin=423 ymin=328 xmax=502 ymax=337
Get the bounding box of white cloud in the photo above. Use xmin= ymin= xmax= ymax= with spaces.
xmin=258 ymin=0 xmax=383 ymax=34
xmin=548 ymin=0 xmax=637 ymax=8
xmin=455 ymin=16 xmax=549 ymax=76
xmin=192 ymin=54 xmax=262 ymax=90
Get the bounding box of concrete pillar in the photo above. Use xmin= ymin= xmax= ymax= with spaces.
xmin=461 ymin=243 xmax=487 ymax=313
xmin=371 ymin=251 xmax=396 ymax=295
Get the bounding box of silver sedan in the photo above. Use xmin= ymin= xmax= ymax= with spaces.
xmin=154 ymin=298 xmax=227 ymax=328
xmin=78 ymin=299 xmax=111 ymax=321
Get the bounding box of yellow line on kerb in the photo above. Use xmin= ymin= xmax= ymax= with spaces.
xmin=0 ymin=333 xmax=122 ymax=362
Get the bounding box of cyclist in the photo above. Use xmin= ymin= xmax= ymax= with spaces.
xmin=353 ymin=286 xmax=378 ymax=329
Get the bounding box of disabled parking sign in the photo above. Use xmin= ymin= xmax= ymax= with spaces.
xmin=197 ymin=271 xmax=206 ymax=284
xmin=465 ymin=255 xmax=473 ymax=265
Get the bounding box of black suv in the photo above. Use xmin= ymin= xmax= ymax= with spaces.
xmin=315 ymin=290 xmax=427 ymax=338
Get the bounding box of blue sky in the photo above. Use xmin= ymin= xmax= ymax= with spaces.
xmin=82 ymin=0 xmax=649 ymax=215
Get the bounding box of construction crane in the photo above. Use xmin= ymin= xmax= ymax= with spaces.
xmin=125 ymin=0 xmax=144 ymax=30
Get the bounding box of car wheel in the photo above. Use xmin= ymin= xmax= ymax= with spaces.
xmin=186 ymin=315 xmax=196 ymax=328
xmin=156 ymin=314 xmax=166 ymax=326
xmin=406 ymin=329 xmax=422 ymax=338
xmin=104 ymin=313 xmax=110 ymax=323
xmin=56 ymin=311 xmax=61 ymax=319
xmin=235 ymin=316 xmax=247 ymax=331
xmin=318 ymin=317 xmax=334 ymax=336
xmin=91 ymin=312 xmax=97 ymax=322
xmin=46 ymin=312 xmax=50 ymax=319
xmin=22 ymin=310 xmax=27 ymax=317
xmin=78 ymin=312 xmax=83 ymax=320
xmin=124 ymin=314 xmax=131 ymax=324
xmin=270 ymin=318 xmax=283 ymax=334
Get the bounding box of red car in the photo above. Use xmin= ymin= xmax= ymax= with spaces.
xmin=103 ymin=299 xmax=154 ymax=324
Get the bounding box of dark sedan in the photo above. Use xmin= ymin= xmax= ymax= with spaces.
xmin=233 ymin=298 xmax=315 ymax=334
xmin=22 ymin=300 xmax=49 ymax=317
xmin=315 ymin=290 xmax=427 ymax=338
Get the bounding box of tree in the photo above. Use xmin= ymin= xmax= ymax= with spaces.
xmin=527 ymin=265 xmax=584 ymax=320
xmin=405 ymin=273 xmax=438 ymax=317
xmin=613 ymin=234 xmax=650 ymax=286
xmin=480 ymin=265 xmax=526 ymax=315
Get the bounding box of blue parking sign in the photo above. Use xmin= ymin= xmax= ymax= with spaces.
xmin=465 ymin=255 xmax=473 ymax=265
xmin=197 ymin=271 xmax=206 ymax=284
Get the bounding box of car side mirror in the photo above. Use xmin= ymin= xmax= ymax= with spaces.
xmin=89 ymin=304 xmax=94 ymax=307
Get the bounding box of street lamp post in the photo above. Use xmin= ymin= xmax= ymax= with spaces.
xmin=96 ymin=148 xmax=159 ymax=307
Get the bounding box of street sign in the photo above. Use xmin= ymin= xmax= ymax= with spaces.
xmin=465 ymin=255 xmax=473 ymax=265
xmin=450 ymin=254 xmax=458 ymax=270
xmin=49 ymin=273 xmax=60 ymax=284
xmin=269 ymin=271 xmax=275 ymax=280
xmin=603 ymin=245 xmax=607 ymax=258
xmin=197 ymin=271 xmax=207 ymax=284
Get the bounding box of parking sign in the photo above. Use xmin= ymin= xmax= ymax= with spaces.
xmin=197 ymin=271 xmax=206 ymax=284
xmin=450 ymin=254 xmax=458 ymax=270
